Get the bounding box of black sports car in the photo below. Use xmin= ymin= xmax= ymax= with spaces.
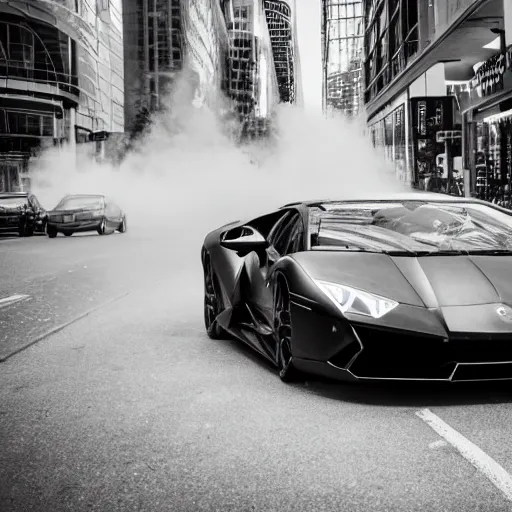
xmin=202 ymin=192 xmax=512 ymax=383
xmin=46 ymin=194 xmax=126 ymax=238
xmin=0 ymin=192 xmax=47 ymax=237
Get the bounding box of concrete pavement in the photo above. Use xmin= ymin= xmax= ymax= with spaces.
xmin=1 ymin=228 xmax=512 ymax=511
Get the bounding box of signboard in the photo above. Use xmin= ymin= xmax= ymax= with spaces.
xmin=475 ymin=53 xmax=506 ymax=97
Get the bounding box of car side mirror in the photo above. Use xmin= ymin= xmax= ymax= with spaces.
xmin=220 ymin=225 xmax=268 ymax=252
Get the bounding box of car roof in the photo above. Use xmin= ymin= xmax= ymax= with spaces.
xmin=280 ymin=192 xmax=487 ymax=209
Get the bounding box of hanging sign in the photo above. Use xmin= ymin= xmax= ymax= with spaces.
xmin=507 ymin=45 xmax=512 ymax=71
xmin=476 ymin=53 xmax=506 ymax=96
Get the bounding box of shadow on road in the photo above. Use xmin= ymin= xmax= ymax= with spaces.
xmin=215 ymin=334 xmax=512 ymax=407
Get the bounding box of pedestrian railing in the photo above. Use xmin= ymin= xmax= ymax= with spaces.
xmin=0 ymin=62 xmax=80 ymax=97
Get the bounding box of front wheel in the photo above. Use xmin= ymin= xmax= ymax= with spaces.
xmin=203 ymin=252 xmax=226 ymax=340
xmin=118 ymin=216 xmax=127 ymax=233
xmin=47 ymin=227 xmax=57 ymax=238
xmin=97 ymin=217 xmax=107 ymax=235
xmin=274 ymin=279 xmax=300 ymax=383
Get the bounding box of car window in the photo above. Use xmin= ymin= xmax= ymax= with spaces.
xmin=271 ymin=213 xmax=301 ymax=256
xmin=56 ymin=196 xmax=103 ymax=209
xmin=285 ymin=217 xmax=304 ymax=254
xmin=268 ymin=212 xmax=293 ymax=246
xmin=247 ymin=210 xmax=289 ymax=239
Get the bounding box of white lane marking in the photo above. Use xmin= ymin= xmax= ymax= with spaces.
xmin=417 ymin=408 xmax=512 ymax=502
xmin=0 ymin=294 xmax=30 ymax=310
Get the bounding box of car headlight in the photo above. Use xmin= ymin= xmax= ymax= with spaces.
xmin=315 ymin=280 xmax=399 ymax=319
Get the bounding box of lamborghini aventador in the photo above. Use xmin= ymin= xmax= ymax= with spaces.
xmin=202 ymin=192 xmax=512 ymax=383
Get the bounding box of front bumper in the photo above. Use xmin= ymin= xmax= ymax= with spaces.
xmin=289 ymin=300 xmax=512 ymax=382
xmin=0 ymin=216 xmax=21 ymax=230
xmin=47 ymin=220 xmax=101 ymax=232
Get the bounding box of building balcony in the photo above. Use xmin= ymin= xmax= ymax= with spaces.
xmin=0 ymin=61 xmax=79 ymax=103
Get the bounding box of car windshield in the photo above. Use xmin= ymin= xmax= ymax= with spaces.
xmin=309 ymin=201 xmax=512 ymax=254
xmin=56 ymin=196 xmax=103 ymax=210
xmin=0 ymin=196 xmax=27 ymax=208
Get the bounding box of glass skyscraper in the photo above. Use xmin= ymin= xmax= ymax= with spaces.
xmin=322 ymin=0 xmax=364 ymax=117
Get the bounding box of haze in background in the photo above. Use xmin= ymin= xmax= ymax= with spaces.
xmin=295 ymin=0 xmax=322 ymax=112
xmin=30 ymin=71 xmax=407 ymax=246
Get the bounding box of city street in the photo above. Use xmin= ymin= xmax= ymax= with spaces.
xmin=1 ymin=225 xmax=512 ymax=511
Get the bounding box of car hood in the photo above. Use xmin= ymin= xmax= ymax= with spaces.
xmin=293 ymin=251 xmax=512 ymax=308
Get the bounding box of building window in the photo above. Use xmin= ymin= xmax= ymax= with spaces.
xmin=4 ymin=110 xmax=54 ymax=137
xmin=364 ymin=0 xmax=419 ymax=103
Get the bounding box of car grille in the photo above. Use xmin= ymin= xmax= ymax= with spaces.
xmin=448 ymin=336 xmax=512 ymax=363
xmin=349 ymin=326 xmax=454 ymax=379
xmin=0 ymin=215 xmax=19 ymax=226
xmin=348 ymin=326 xmax=512 ymax=380
xmin=451 ymin=362 xmax=512 ymax=381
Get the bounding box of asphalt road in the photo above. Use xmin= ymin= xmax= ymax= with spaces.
xmin=1 ymin=226 xmax=512 ymax=511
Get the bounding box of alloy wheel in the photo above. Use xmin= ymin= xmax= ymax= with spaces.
xmin=274 ymin=281 xmax=298 ymax=382
xmin=203 ymin=253 xmax=223 ymax=339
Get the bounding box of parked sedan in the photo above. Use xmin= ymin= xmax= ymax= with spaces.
xmin=46 ymin=194 xmax=127 ymax=238
xmin=0 ymin=192 xmax=47 ymax=237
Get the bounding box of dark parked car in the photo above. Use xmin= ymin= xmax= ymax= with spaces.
xmin=202 ymin=192 xmax=512 ymax=383
xmin=0 ymin=192 xmax=47 ymax=237
xmin=46 ymin=194 xmax=127 ymax=238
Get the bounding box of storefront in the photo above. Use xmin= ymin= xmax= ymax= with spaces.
xmin=367 ymin=92 xmax=412 ymax=184
xmin=461 ymin=44 xmax=512 ymax=207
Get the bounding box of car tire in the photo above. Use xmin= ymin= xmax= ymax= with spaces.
xmin=47 ymin=229 xmax=57 ymax=238
xmin=97 ymin=217 xmax=107 ymax=235
xmin=118 ymin=216 xmax=127 ymax=233
xmin=274 ymin=277 xmax=301 ymax=383
xmin=64 ymin=232 xmax=73 ymax=237
xmin=203 ymin=251 xmax=227 ymax=340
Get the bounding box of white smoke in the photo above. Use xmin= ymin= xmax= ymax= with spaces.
xmin=29 ymin=71 xmax=409 ymax=246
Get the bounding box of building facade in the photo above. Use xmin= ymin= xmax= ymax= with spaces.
xmin=0 ymin=0 xmax=124 ymax=191
xmin=123 ymin=0 xmax=302 ymax=138
xmin=364 ymin=0 xmax=512 ymax=203
xmin=322 ymin=0 xmax=364 ymax=116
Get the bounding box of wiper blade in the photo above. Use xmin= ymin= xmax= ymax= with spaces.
xmin=414 ymin=249 xmax=512 ymax=256
xmin=466 ymin=249 xmax=512 ymax=255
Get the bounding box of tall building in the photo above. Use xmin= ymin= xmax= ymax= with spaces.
xmin=123 ymin=0 xmax=183 ymax=132
xmin=363 ymin=0 xmax=512 ymax=201
xmin=322 ymin=0 xmax=364 ymax=116
xmin=0 ymin=0 xmax=124 ymax=191
xmin=123 ymin=0 xmax=302 ymax=138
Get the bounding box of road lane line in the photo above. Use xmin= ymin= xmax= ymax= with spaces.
xmin=0 ymin=294 xmax=30 ymax=309
xmin=417 ymin=408 xmax=512 ymax=502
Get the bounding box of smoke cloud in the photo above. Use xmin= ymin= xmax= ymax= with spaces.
xmin=30 ymin=71 xmax=410 ymax=248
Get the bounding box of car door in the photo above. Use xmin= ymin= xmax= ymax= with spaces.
xmin=244 ymin=209 xmax=303 ymax=331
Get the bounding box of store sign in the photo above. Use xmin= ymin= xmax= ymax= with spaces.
xmin=476 ymin=53 xmax=506 ymax=96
